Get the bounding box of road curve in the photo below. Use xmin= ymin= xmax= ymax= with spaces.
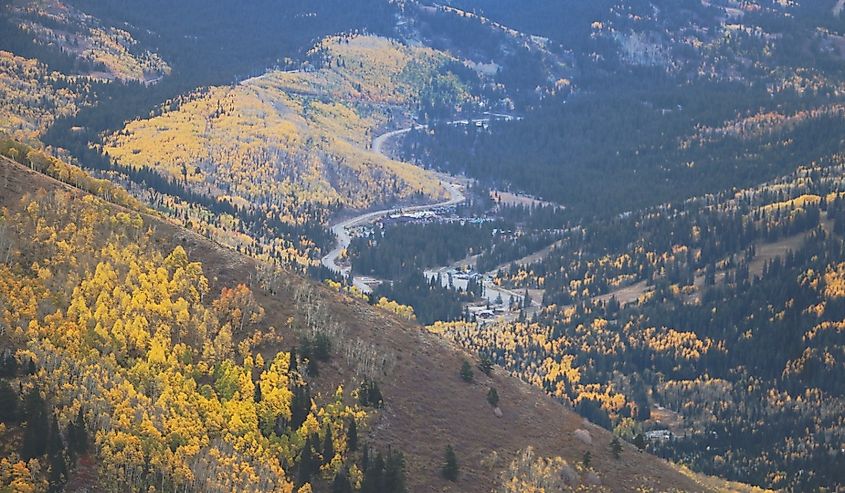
xmin=320 ymin=125 xmax=466 ymax=291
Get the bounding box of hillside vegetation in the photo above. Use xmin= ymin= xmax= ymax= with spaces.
xmin=100 ymin=36 xmax=472 ymax=265
xmin=439 ymin=154 xmax=845 ymax=490
xmin=1 ymin=0 xmax=834 ymax=490
xmin=0 ymin=142 xmax=769 ymax=493
xmin=0 ymin=155 xmax=368 ymax=492
xmin=4 ymin=0 xmax=170 ymax=82
xmin=0 ymin=50 xmax=94 ymax=140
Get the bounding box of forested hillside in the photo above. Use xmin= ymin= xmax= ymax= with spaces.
xmin=437 ymin=154 xmax=845 ymax=490
xmin=368 ymin=2 xmax=845 ymax=490
xmin=98 ymin=35 xmax=476 ymax=267
xmin=0 ymin=142 xmax=765 ymax=492
xmin=0 ymin=50 xmax=96 ymax=140
xmin=2 ymin=0 xmax=842 ymax=490
xmin=0 ymin=0 xmax=417 ymax=271
xmin=402 ymin=0 xmax=845 ymax=217
xmin=3 ymin=0 xmax=170 ymax=82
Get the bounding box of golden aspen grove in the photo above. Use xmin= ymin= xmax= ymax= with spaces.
xmin=0 ymin=51 xmax=94 ymax=140
xmin=0 ymin=162 xmax=365 ymax=492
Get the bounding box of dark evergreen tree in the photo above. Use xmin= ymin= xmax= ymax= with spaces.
xmin=705 ymin=262 xmax=716 ymax=285
xmin=306 ymin=355 xmax=319 ymax=377
xmin=0 ymin=353 xmax=17 ymax=377
xmin=611 ymin=436 xmax=622 ymax=459
xmin=358 ymin=379 xmax=383 ymax=408
xmin=460 ymin=360 xmax=473 ymax=382
xmin=478 ymin=354 xmax=494 ymax=375
xmin=361 ymin=450 xmax=385 ymax=493
xmin=632 ymin=378 xmax=651 ymax=421
xmin=253 ymin=381 xmax=262 ymax=403
xmin=442 ymin=445 xmax=458 ymax=481
xmin=361 ymin=443 xmax=370 ymax=472
xmin=67 ymin=407 xmax=88 ymax=455
xmin=487 ymin=387 xmax=499 ymax=407
xmin=47 ymin=414 xmax=67 ymax=492
xmin=0 ymin=380 xmax=18 ymax=423
xmin=332 ymin=467 xmax=353 ymax=493
xmin=21 ymin=387 xmax=48 ymax=460
xmin=296 ymin=435 xmax=315 ymax=486
xmin=314 ymin=334 xmax=331 ymax=362
xmin=347 ymin=419 xmax=358 ymax=452
xmin=383 ymin=448 xmax=407 ymax=492
xmin=360 ymin=447 xmax=406 ymax=493
xmin=291 ymin=384 xmax=311 ymax=429
xmin=323 ymin=427 xmax=335 ymax=465
xmin=633 ymin=433 xmax=646 ymax=451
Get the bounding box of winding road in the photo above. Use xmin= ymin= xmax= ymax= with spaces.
xmin=320 ymin=124 xmax=467 ymax=292
xmin=320 ymin=113 xmax=521 ymax=297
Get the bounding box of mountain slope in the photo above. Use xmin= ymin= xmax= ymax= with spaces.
xmin=0 ymin=147 xmax=770 ymax=492
xmin=96 ymin=35 xmax=475 ymax=267
xmin=101 ymin=36 xmax=458 ymax=211
xmin=4 ymin=0 xmax=170 ymax=83
xmin=0 ymin=50 xmax=94 ymax=140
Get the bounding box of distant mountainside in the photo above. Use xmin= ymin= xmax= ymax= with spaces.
xmin=4 ymin=0 xmax=170 ymax=82
xmin=101 ymin=35 xmax=463 ymax=226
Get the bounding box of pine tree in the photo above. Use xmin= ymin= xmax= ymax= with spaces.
xmin=361 ymin=443 xmax=370 ymax=472
xmin=460 ymin=360 xmax=473 ymax=382
xmin=323 ymin=427 xmax=335 ymax=465
xmin=384 ymin=448 xmax=406 ymax=492
xmin=332 ymin=468 xmax=353 ymax=493
xmin=633 ymin=385 xmax=650 ymax=421
xmin=633 ymin=433 xmax=646 ymax=451
xmin=314 ymin=334 xmax=331 ymax=362
xmin=705 ymin=262 xmax=716 ymax=285
xmin=254 ymin=381 xmax=262 ymax=403
xmin=582 ymin=451 xmax=592 ymax=467
xmin=0 ymin=353 xmax=17 ymax=377
xmin=478 ymin=354 xmax=493 ymax=375
xmin=611 ymin=436 xmax=623 ymax=459
xmin=487 ymin=387 xmax=499 ymax=407
xmin=361 ymin=450 xmax=385 ymax=493
xmin=21 ymin=387 xmax=48 ymax=460
xmin=0 ymin=380 xmax=18 ymax=422
xmin=310 ymin=432 xmax=322 ymax=466
xmin=291 ymin=384 xmax=311 ymax=429
xmin=442 ymin=445 xmax=458 ymax=481
xmin=69 ymin=407 xmax=88 ymax=455
xmin=297 ymin=435 xmax=315 ymax=486
xmin=306 ymin=356 xmax=319 ymax=377
xmin=347 ymin=419 xmax=358 ymax=452
xmin=368 ymin=381 xmax=383 ymax=408
xmin=358 ymin=380 xmax=383 ymax=408
xmin=47 ymin=414 xmax=67 ymax=492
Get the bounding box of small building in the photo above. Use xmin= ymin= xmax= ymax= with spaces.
xmin=645 ymin=430 xmax=673 ymax=442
